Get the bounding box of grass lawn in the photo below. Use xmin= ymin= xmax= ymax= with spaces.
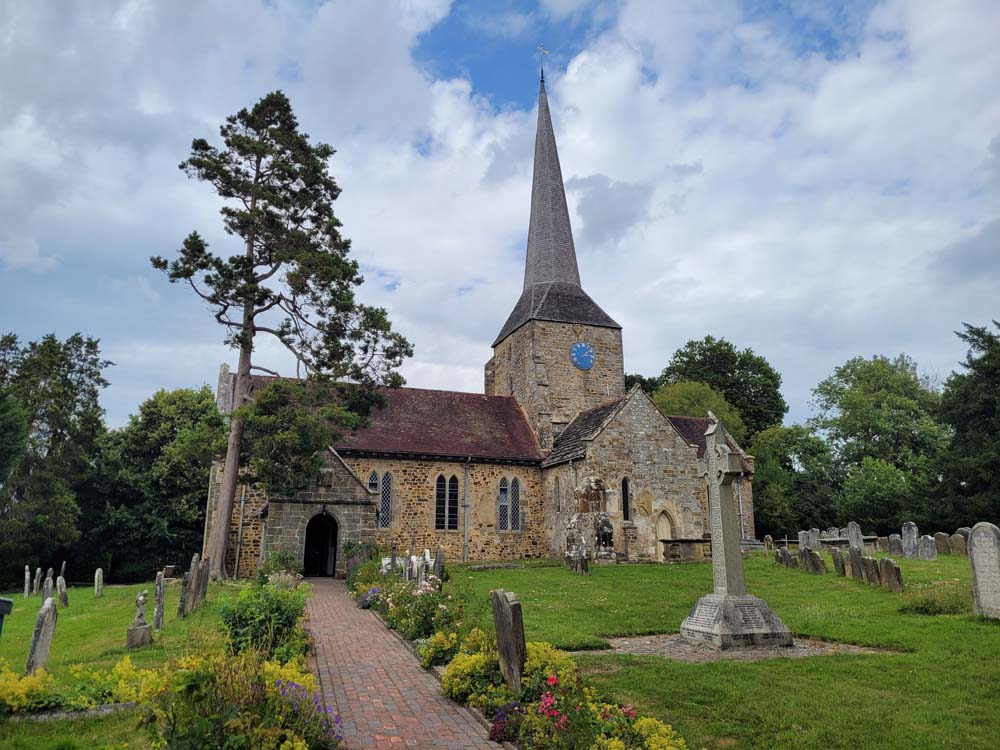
xmin=450 ymin=553 xmax=1000 ymax=750
xmin=0 ymin=579 xmax=239 ymax=749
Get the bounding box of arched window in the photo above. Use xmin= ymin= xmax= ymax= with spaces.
xmin=511 ymin=478 xmax=521 ymax=531
xmin=368 ymin=471 xmax=378 ymax=494
xmin=621 ymin=478 xmax=631 ymax=522
xmin=379 ymin=472 xmax=393 ymax=529
xmin=448 ymin=475 xmax=459 ymax=531
xmin=498 ymin=478 xmax=509 ymax=531
xmin=435 ymin=475 xmax=447 ymax=530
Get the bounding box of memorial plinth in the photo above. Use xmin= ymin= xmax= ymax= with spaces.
xmin=680 ymin=416 xmax=792 ymax=650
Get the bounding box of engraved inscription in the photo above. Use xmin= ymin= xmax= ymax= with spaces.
xmin=971 ymin=524 xmax=1000 ymax=617
xmin=735 ymin=601 xmax=766 ymax=628
xmin=688 ymin=600 xmax=720 ymax=628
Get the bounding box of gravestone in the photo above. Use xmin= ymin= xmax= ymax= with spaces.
xmin=25 ymin=597 xmax=58 ymax=674
xmin=0 ymin=598 xmax=11 ymax=640
xmin=95 ymin=568 xmax=103 ymax=597
xmin=177 ymin=572 xmax=189 ymax=618
xmin=847 ymin=522 xmax=864 ymax=550
xmin=198 ymin=558 xmax=209 ymax=605
xmin=127 ymin=590 xmax=153 ymax=649
xmin=184 ymin=554 xmax=200 ymax=614
xmin=888 ymin=534 xmax=904 ymax=556
xmin=876 ymin=536 xmax=889 ymax=552
xmin=902 ymin=522 xmax=919 ymax=559
xmin=862 ymin=557 xmax=881 ymax=586
xmin=24 ymin=566 xmax=31 ymax=599
xmin=831 ymin=547 xmax=845 ymax=576
xmin=969 ymin=522 xmax=1000 ymax=619
xmin=848 ymin=547 xmax=864 ymax=581
xmin=820 ymin=530 xmax=829 ymax=540
xmin=933 ymin=532 xmax=951 ymax=555
xmin=59 ymin=561 xmax=66 ymax=579
xmin=490 ymin=589 xmax=527 ymax=690
xmin=949 ymin=533 xmax=967 ymax=556
xmin=808 ymin=549 xmax=827 ymax=574
xmin=956 ymin=527 xmax=972 ymax=540
xmin=827 ymin=527 xmax=839 ymax=538
xmin=809 ymin=528 xmax=821 ymax=550
xmin=680 ymin=418 xmax=791 ymax=649
xmin=42 ymin=574 xmax=53 ymax=602
xmin=154 ymin=571 xmax=164 ymax=631
xmin=916 ymin=535 xmax=937 ymax=561
xmin=840 ymin=527 xmax=849 ymax=539
xmin=162 ymin=565 xmax=176 ymax=578
xmin=879 ymin=558 xmax=904 ymax=593
xmin=433 ymin=545 xmax=445 ymax=580
xmin=56 ymin=575 xmax=68 ymax=607
xmin=33 ymin=567 xmax=42 ymax=596
xmin=797 ymin=530 xmax=808 ymax=549
xmin=763 ymin=535 xmax=773 ymax=551
xmin=390 ymin=544 xmax=397 ymax=575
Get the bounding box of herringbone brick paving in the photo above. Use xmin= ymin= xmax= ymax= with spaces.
xmin=307 ymin=578 xmax=496 ymax=749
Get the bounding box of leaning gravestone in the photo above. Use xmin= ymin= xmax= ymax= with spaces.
xmin=26 ymin=597 xmax=58 ymax=674
xmin=127 ymin=590 xmax=153 ymax=649
xmin=56 ymin=575 xmax=68 ymax=608
xmin=808 ymin=549 xmax=827 ymax=575
xmin=879 ymin=558 xmax=904 ymax=593
xmin=42 ymin=574 xmax=53 ymax=602
xmin=490 ymin=589 xmax=527 ymax=690
xmin=184 ymin=554 xmax=200 ymax=615
xmin=831 ymin=548 xmax=845 ymax=576
xmin=934 ymin=532 xmax=951 ymax=555
xmin=197 ymin=558 xmax=209 ymax=605
xmin=969 ymin=522 xmax=1000 ymax=619
xmin=33 ymin=567 xmax=42 ymax=596
xmin=0 ymin=598 xmax=11 ymax=640
xmin=24 ymin=566 xmax=31 ymax=599
xmin=902 ymin=522 xmax=919 ymax=559
xmin=916 ymin=535 xmax=937 ymax=561
xmin=956 ymin=527 xmax=972 ymax=540
xmin=847 ymin=522 xmax=864 ymax=550
xmin=433 ymin=545 xmax=445 ymax=580
xmin=949 ymin=533 xmax=967 ymax=556
xmin=154 ymin=571 xmax=164 ymax=631
xmin=95 ymin=568 xmax=103 ymax=597
xmin=862 ymin=557 xmax=881 ymax=586
xmin=177 ymin=572 xmax=190 ymax=618
xmin=888 ymin=534 xmax=904 ymax=556
xmin=876 ymin=536 xmax=889 ymax=552
xmin=680 ymin=418 xmax=792 ymax=649
xmin=848 ymin=547 xmax=864 ymax=581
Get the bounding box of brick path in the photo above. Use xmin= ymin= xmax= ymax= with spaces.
xmin=307 ymin=578 xmax=496 ymax=749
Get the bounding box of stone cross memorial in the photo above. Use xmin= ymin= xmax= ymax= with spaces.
xmin=26 ymin=597 xmax=58 ymax=674
xmin=969 ymin=522 xmax=1000 ymax=619
xmin=154 ymin=571 xmax=165 ymax=631
xmin=490 ymin=588 xmax=527 ymax=690
xmin=902 ymin=522 xmax=919 ymax=558
xmin=680 ymin=417 xmax=792 ymax=649
xmin=127 ymin=589 xmax=154 ymax=649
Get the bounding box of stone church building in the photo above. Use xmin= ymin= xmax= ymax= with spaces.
xmin=203 ymin=78 xmax=755 ymax=578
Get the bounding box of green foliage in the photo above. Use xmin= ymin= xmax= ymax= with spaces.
xmin=418 ymin=630 xmax=460 ymax=668
xmin=624 ymin=373 xmax=661 ymax=394
xmin=839 ymin=457 xmax=911 ymax=534
xmin=650 ymin=380 xmax=748 ymax=445
xmin=898 ymin=589 xmax=970 ymax=616
xmin=751 ymin=425 xmax=838 ymax=537
xmin=218 ymin=583 xmax=308 ymax=660
xmin=937 ymin=322 xmax=1000 ymax=527
xmin=0 ymin=388 xmax=26 ymax=484
xmin=660 ymin=335 xmax=787 ymax=439
xmin=382 ymin=578 xmax=460 ymax=641
xmin=255 ymin=549 xmax=303 ymax=586
xmin=345 ymin=555 xmax=381 ymax=591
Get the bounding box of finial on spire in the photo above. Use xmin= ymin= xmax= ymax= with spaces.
xmin=537 ymin=43 xmax=549 ymax=83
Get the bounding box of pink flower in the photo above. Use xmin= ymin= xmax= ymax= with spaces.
xmin=621 ymin=706 xmax=636 ymax=718
xmin=546 ymin=675 xmax=558 ymax=687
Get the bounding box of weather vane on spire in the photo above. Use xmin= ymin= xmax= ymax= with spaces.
xmin=537 ymin=43 xmax=549 ymax=82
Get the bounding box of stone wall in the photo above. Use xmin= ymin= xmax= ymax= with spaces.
xmin=202 ymin=462 xmax=269 ymax=578
xmin=486 ymin=320 xmax=625 ymax=451
xmin=542 ymin=391 xmax=708 ymax=561
xmin=341 ymin=456 xmax=546 ymax=561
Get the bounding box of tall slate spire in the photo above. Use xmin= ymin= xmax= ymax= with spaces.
xmin=523 ymin=78 xmax=581 ymax=290
xmin=492 ymin=76 xmax=620 ymax=347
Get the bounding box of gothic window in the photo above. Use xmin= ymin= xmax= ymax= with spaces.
xmin=621 ymin=477 xmax=631 ymax=522
xmin=498 ymin=478 xmax=509 ymax=531
xmin=448 ymin=475 xmax=459 ymax=531
xmin=368 ymin=471 xmax=378 ymax=494
xmin=435 ymin=475 xmax=460 ymax=531
xmin=511 ymin=478 xmax=521 ymax=531
xmin=378 ymin=472 xmax=392 ymax=529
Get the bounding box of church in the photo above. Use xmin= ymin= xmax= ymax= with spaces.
xmin=202 ymin=77 xmax=755 ymax=578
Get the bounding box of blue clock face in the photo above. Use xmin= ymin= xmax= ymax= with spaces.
xmin=570 ymin=342 xmax=595 ymax=370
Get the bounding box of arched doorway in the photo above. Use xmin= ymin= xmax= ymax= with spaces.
xmin=656 ymin=511 xmax=674 ymax=562
xmin=304 ymin=513 xmax=338 ymax=577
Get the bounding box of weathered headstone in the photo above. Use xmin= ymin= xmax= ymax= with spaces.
xmin=902 ymin=522 xmax=919 ymax=559
xmin=42 ymin=574 xmax=53 ymax=602
xmin=827 ymin=527 xmax=839 ymax=538
xmin=956 ymin=527 xmax=972 ymax=540
xmin=862 ymin=556 xmax=881 ymax=586
xmin=916 ymin=535 xmax=937 ymax=561
xmin=56 ymin=575 xmax=68 ymax=608
xmin=840 ymin=527 xmax=849 ymax=539
xmin=94 ymin=568 xmax=103 ymax=597
xmin=763 ymin=535 xmax=773 ymax=550
xmin=808 ymin=549 xmax=827 ymax=574
xmin=25 ymin=597 xmax=58 ymax=674
xmin=933 ymin=532 xmax=951 ymax=555
xmin=680 ymin=418 xmax=791 ymax=648
xmin=433 ymin=545 xmax=445 ymax=580
xmin=197 ymin=558 xmax=209 ymax=605
xmin=847 ymin=522 xmax=864 ymax=550
xmin=879 ymin=558 xmax=904 ymax=593
xmin=389 ymin=544 xmax=397 ymax=575
xmin=24 ymin=566 xmax=31 ymax=599
xmin=888 ymin=534 xmax=904 ymax=556
xmin=490 ymin=589 xmax=527 ymax=690
xmin=33 ymin=567 xmax=42 ymax=596
xmin=831 ymin=547 xmax=845 ymax=576
xmin=848 ymin=546 xmax=864 ymax=581
xmin=797 ymin=530 xmax=808 ymax=549
xmin=154 ymin=571 xmax=164 ymax=631
xmin=809 ymin=528 xmax=821 ymax=550
xmin=177 ymin=572 xmax=189 ymax=618
xmin=59 ymin=561 xmax=66 ymax=579
xmin=949 ymin=533 xmax=967 ymax=556
xmin=0 ymin=598 xmax=11 ymax=640
xmin=126 ymin=590 xmax=153 ymax=649
xmin=876 ymin=536 xmax=889 ymax=552
xmin=969 ymin=522 xmax=1000 ymax=619
xmin=185 ymin=554 xmax=200 ymax=614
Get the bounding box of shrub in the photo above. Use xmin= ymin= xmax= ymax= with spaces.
xmin=899 ymin=590 xmax=970 ymax=616
xmin=383 ymin=578 xmax=460 ymax=641
xmin=358 ymin=586 xmax=382 ymax=610
xmin=255 ymin=549 xmax=302 ymax=585
xmin=440 ymin=651 xmax=512 ymax=714
xmin=346 ymin=556 xmax=382 ymax=591
xmin=0 ymin=660 xmax=64 ymax=715
xmin=66 ymin=656 xmax=160 ymax=710
xmin=419 ymin=630 xmax=460 ymax=668
xmin=219 ymin=583 xmax=309 ymax=659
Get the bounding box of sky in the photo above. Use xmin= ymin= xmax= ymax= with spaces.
xmin=1 ymin=0 xmax=999 ymax=429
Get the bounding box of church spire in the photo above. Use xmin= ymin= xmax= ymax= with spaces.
xmin=523 ymin=77 xmax=581 ymax=291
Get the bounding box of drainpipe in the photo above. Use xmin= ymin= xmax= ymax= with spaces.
xmin=462 ymin=457 xmax=471 ymax=562
xmin=233 ymin=485 xmax=247 ymax=579
xmin=736 ymin=479 xmax=745 ymax=541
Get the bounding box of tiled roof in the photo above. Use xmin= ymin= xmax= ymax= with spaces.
xmin=493 ymin=281 xmax=621 ymax=346
xmin=664 ymin=415 xmax=711 ymax=457
xmin=541 ymin=396 xmax=625 ymax=468
xmin=231 ymin=376 xmax=543 ymax=462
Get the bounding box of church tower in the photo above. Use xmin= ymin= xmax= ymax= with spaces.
xmin=485 ymin=76 xmax=625 ymax=451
